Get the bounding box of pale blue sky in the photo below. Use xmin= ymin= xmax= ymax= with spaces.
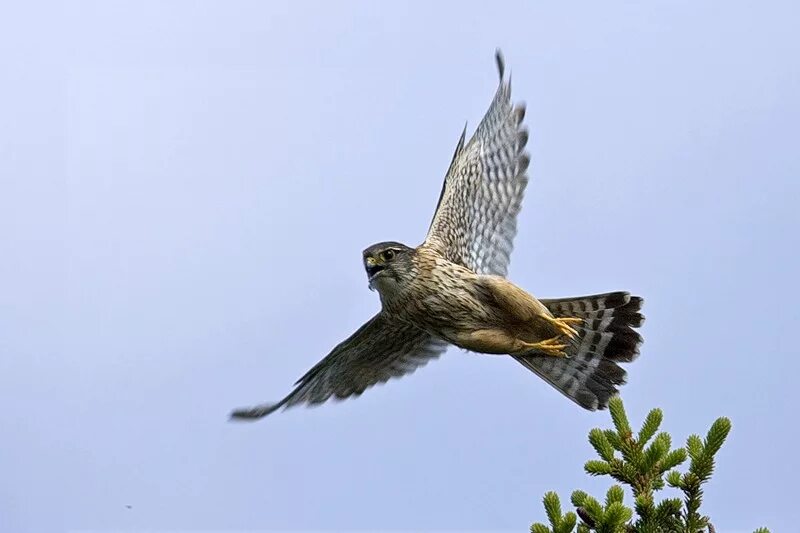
xmin=1 ymin=2 xmax=798 ymax=532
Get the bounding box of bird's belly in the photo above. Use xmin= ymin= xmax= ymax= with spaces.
xmin=400 ymin=284 xmax=498 ymax=338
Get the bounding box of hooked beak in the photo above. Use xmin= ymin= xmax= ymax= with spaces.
xmin=365 ymin=256 xmax=385 ymax=280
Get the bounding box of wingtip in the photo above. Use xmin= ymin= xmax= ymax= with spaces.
xmin=228 ymin=402 xmax=282 ymax=421
xmin=495 ymin=48 xmax=505 ymax=81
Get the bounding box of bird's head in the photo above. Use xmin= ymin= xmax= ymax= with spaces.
xmin=362 ymin=241 xmax=415 ymax=293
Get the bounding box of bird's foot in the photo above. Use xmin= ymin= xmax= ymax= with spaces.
xmin=519 ymin=337 xmax=570 ymax=358
xmin=544 ymin=315 xmax=583 ymax=339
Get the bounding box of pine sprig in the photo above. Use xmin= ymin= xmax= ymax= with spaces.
xmin=664 ymin=416 xmax=732 ymax=531
xmin=531 ymin=492 xmax=577 ymax=533
xmin=636 ymin=408 xmax=662 ymax=444
xmin=531 ymin=397 xmax=766 ymax=533
xmin=608 ymin=397 xmax=632 ymax=436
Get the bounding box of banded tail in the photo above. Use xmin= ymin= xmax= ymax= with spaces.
xmin=513 ymin=291 xmax=644 ymax=410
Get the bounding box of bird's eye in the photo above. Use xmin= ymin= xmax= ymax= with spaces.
xmin=382 ymin=249 xmax=395 ymax=261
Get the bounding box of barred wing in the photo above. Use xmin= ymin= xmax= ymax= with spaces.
xmin=230 ymin=314 xmax=448 ymax=420
xmin=424 ymin=51 xmax=530 ymax=276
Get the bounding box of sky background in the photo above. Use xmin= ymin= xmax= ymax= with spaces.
xmin=1 ymin=1 xmax=798 ymax=532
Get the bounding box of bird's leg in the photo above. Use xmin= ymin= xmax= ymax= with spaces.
xmin=542 ymin=315 xmax=583 ymax=339
xmin=511 ymin=316 xmax=584 ymax=358
xmin=451 ymin=328 xmax=526 ymax=355
xmin=513 ymin=337 xmax=570 ymax=358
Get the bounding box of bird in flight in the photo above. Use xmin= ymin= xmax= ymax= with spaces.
xmin=230 ymin=51 xmax=643 ymax=420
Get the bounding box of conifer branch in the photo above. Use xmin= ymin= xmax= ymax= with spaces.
xmin=531 ymin=397 xmax=768 ymax=533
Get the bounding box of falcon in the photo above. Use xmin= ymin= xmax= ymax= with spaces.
xmin=230 ymin=51 xmax=643 ymax=420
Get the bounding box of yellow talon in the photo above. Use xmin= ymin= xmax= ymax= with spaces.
xmin=520 ymin=337 xmax=569 ymax=358
xmin=545 ymin=316 xmax=583 ymax=339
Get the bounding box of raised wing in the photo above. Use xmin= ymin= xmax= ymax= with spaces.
xmin=424 ymin=50 xmax=530 ymax=277
xmin=229 ymin=314 xmax=448 ymax=420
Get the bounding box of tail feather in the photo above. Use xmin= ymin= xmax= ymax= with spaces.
xmin=513 ymin=291 xmax=644 ymax=410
